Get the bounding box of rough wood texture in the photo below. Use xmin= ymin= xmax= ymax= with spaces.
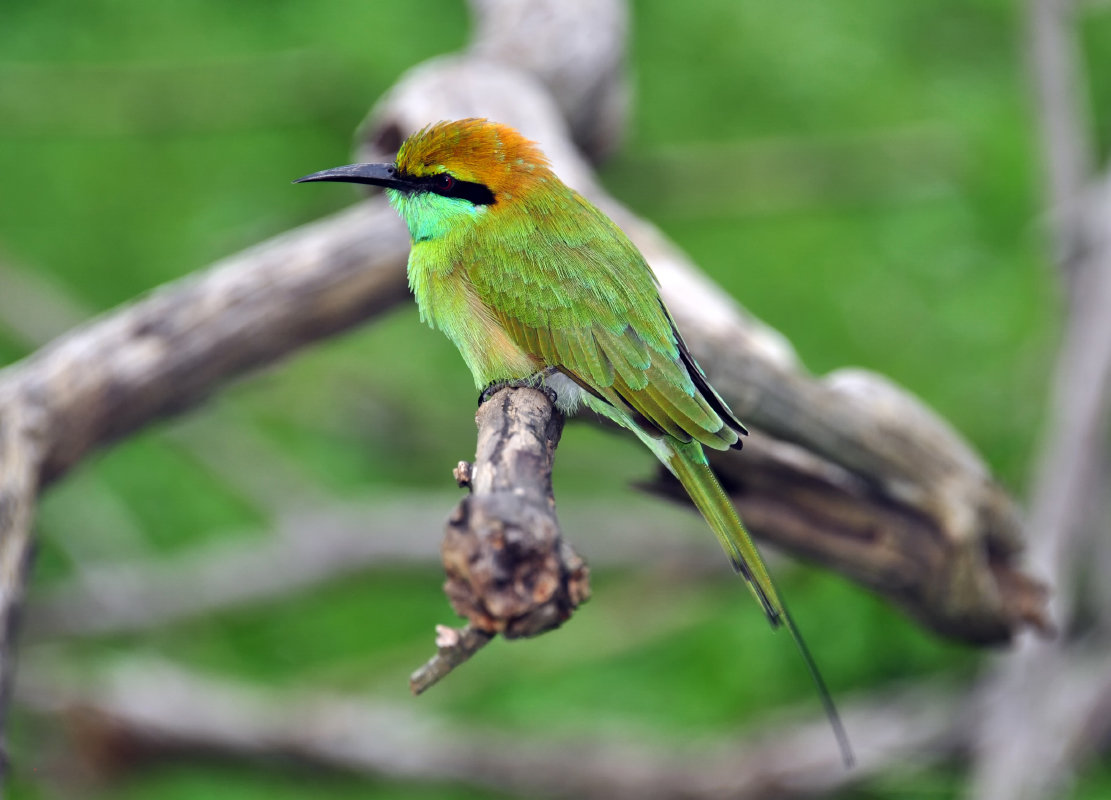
xmin=7 ymin=203 xmax=410 ymax=486
xmin=650 ymin=429 xmax=1049 ymax=645
xmin=442 ymin=388 xmax=587 ymax=638
xmin=356 ymin=0 xmax=628 ymax=170
xmin=0 ymin=201 xmax=410 ymax=775
xmin=411 ymin=387 xmax=589 ymax=692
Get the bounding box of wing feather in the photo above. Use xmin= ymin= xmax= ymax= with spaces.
xmin=466 ymin=185 xmax=744 ymax=449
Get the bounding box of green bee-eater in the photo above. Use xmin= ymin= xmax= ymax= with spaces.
xmin=297 ymin=118 xmax=851 ymax=763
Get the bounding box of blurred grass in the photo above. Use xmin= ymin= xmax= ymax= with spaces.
xmin=0 ymin=0 xmax=1105 ymax=797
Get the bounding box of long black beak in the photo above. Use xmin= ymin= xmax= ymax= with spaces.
xmin=293 ymin=162 xmax=412 ymax=190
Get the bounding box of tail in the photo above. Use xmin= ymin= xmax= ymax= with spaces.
xmin=668 ymin=441 xmax=855 ymax=767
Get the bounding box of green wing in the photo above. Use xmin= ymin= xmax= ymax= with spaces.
xmin=471 ymin=188 xmax=855 ymax=764
xmin=468 ymin=188 xmax=745 ymax=450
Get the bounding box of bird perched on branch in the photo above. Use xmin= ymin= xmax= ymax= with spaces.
xmin=297 ymin=118 xmax=852 ymax=764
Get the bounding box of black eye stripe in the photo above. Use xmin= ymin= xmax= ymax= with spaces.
xmin=408 ymin=172 xmax=496 ymax=206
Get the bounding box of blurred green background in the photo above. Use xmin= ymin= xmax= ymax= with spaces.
xmin=0 ymin=0 xmax=1102 ymax=797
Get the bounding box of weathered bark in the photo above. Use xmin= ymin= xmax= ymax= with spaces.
xmin=650 ymin=429 xmax=1048 ymax=644
xmin=7 ymin=202 xmax=410 ymax=486
xmin=411 ymin=387 xmax=588 ymax=693
xmin=441 ymin=388 xmax=585 ymax=638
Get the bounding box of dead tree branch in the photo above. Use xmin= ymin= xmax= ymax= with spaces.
xmin=18 ymin=656 xmax=976 ymax=800
xmin=411 ymin=387 xmax=588 ymax=693
xmin=26 ymin=490 xmax=718 ymax=641
xmin=0 ymin=390 xmax=43 ymax=766
xmin=970 ymin=2 xmax=1111 ymax=794
xmin=649 ymin=426 xmax=1049 ymax=643
xmin=0 ymin=4 xmax=627 ymax=749
xmin=466 ymin=0 xmax=629 ymax=161
xmin=0 ymin=201 xmax=409 ymax=771
xmin=1025 ymin=0 xmax=1094 ymax=280
xmin=359 ymin=56 xmax=1045 ymax=644
xmin=6 ymin=202 xmax=410 ymax=486
xmin=0 ymin=5 xmax=1041 ymax=685
xmin=0 ymin=0 xmax=1049 ymax=766
xmin=409 ymin=624 xmax=494 ymax=696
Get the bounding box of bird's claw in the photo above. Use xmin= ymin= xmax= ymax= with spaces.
xmin=478 ymin=379 xmax=527 ymax=406
xmin=478 ymin=381 xmax=509 ymax=406
xmin=478 ymin=377 xmax=558 ymax=407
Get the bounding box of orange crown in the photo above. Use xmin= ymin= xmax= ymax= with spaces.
xmin=395 ymin=118 xmax=552 ymax=196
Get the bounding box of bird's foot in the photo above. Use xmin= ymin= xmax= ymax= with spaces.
xmin=478 ymin=371 xmax=559 ymax=407
xmin=478 ymin=379 xmax=527 ymax=406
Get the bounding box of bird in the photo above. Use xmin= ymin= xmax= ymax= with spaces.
xmin=296 ymin=118 xmax=852 ymax=764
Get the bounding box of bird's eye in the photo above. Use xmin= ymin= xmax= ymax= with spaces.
xmin=436 ymin=174 xmax=455 ymax=192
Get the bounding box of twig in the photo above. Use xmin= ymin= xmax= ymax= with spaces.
xmin=409 ymin=624 xmax=495 ymax=695
xmin=1026 ymin=178 xmax=1111 ymax=613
